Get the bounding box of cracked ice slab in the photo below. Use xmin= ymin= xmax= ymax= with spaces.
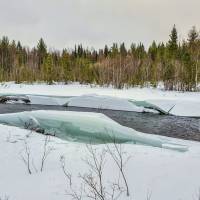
xmin=0 ymin=110 xmax=188 ymax=152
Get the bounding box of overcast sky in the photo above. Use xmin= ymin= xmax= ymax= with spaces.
xmin=0 ymin=0 xmax=199 ymax=50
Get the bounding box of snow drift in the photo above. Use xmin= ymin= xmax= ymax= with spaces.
xmin=0 ymin=82 xmax=200 ymax=117
xmin=65 ymin=94 xmax=152 ymax=112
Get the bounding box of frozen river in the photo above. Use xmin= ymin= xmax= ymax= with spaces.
xmin=0 ymin=103 xmax=199 ymax=142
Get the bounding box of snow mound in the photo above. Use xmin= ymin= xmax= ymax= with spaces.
xmin=66 ymin=94 xmax=146 ymax=112
xmin=0 ymin=94 xmax=158 ymax=113
xmin=0 ymin=110 xmax=188 ymax=152
xmin=27 ymin=95 xmax=70 ymax=106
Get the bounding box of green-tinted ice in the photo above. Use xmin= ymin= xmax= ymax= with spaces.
xmin=0 ymin=110 xmax=188 ymax=151
xmin=129 ymin=100 xmax=169 ymax=114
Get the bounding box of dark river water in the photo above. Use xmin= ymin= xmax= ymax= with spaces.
xmin=0 ymin=104 xmax=200 ymax=142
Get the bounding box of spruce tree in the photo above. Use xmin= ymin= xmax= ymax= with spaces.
xmin=111 ymin=43 xmax=119 ymax=57
xmin=104 ymin=45 xmax=109 ymax=57
xmin=37 ymin=38 xmax=47 ymax=67
xmin=168 ymin=25 xmax=178 ymax=54
xmin=120 ymin=43 xmax=127 ymax=57
xmin=37 ymin=38 xmax=47 ymax=55
xmin=130 ymin=43 xmax=136 ymax=55
xmin=17 ymin=41 xmax=22 ymax=51
xmin=164 ymin=25 xmax=179 ymax=90
xmin=148 ymin=41 xmax=157 ymax=61
xmin=188 ymin=26 xmax=199 ymax=46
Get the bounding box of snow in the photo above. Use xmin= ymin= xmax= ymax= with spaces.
xmin=0 ymin=82 xmax=199 ymax=199
xmin=27 ymin=95 xmax=70 ymax=106
xmin=148 ymin=99 xmax=200 ymax=117
xmin=0 ymin=82 xmax=199 ymax=101
xmin=0 ymin=124 xmax=200 ymax=200
xmin=0 ymin=82 xmax=200 ymax=116
xmin=66 ymin=94 xmax=145 ymax=112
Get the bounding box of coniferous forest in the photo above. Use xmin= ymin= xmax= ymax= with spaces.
xmin=0 ymin=25 xmax=199 ymax=91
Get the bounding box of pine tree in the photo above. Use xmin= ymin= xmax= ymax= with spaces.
xmin=148 ymin=41 xmax=158 ymax=85
xmin=37 ymin=38 xmax=47 ymax=67
xmin=0 ymin=36 xmax=10 ymax=72
xmin=148 ymin=41 xmax=157 ymax=61
xmin=130 ymin=43 xmax=136 ymax=55
xmin=163 ymin=25 xmax=179 ymax=90
xmin=17 ymin=41 xmax=22 ymax=51
xmin=120 ymin=43 xmax=127 ymax=57
xmin=136 ymin=43 xmax=145 ymax=59
xmin=77 ymin=44 xmax=83 ymax=57
xmin=188 ymin=26 xmax=199 ymax=46
xmin=37 ymin=38 xmax=47 ymax=55
xmin=168 ymin=25 xmax=178 ymax=54
xmin=111 ymin=43 xmax=119 ymax=57
xmin=104 ymin=45 xmax=109 ymax=58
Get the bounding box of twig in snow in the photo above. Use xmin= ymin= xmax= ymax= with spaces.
xmin=60 ymin=155 xmax=72 ymax=187
xmin=40 ymin=135 xmax=53 ymax=172
xmin=20 ymin=140 xmax=32 ymax=174
xmin=106 ymin=142 xmax=131 ymax=197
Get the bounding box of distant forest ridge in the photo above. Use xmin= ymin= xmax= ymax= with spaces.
xmin=0 ymin=25 xmax=199 ymax=91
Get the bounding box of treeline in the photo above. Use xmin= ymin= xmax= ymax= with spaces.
xmin=0 ymin=25 xmax=199 ymax=91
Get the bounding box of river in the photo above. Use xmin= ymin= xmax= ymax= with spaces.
xmin=0 ymin=103 xmax=199 ymax=142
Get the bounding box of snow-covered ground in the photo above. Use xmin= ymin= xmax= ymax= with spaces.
xmin=0 ymin=82 xmax=200 ymax=116
xmin=0 ymin=83 xmax=200 ymax=200
xmin=1 ymin=124 xmax=200 ymax=200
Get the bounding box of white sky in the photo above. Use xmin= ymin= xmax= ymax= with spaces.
xmin=0 ymin=0 xmax=199 ymax=50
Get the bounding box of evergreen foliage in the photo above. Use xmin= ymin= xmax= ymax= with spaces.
xmin=0 ymin=26 xmax=199 ymax=91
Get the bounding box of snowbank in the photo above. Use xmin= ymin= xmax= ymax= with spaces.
xmin=0 ymin=82 xmax=200 ymax=116
xmin=0 ymin=124 xmax=200 ymax=200
xmin=66 ymin=94 xmax=147 ymax=112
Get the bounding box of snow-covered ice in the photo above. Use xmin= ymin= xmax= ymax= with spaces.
xmin=66 ymin=94 xmax=147 ymax=112
xmin=0 ymin=110 xmax=188 ymax=151
xmin=0 ymin=82 xmax=200 ymax=117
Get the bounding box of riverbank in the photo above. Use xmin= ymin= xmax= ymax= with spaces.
xmin=0 ymin=82 xmax=200 ymax=117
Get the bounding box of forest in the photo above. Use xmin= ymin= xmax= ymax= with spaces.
xmin=0 ymin=25 xmax=199 ymax=91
